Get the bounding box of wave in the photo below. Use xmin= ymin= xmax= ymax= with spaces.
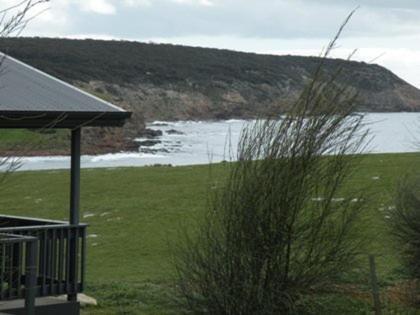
xmin=149 ymin=120 xmax=173 ymax=126
xmin=89 ymin=152 xmax=165 ymax=162
xmin=224 ymin=119 xmax=247 ymax=124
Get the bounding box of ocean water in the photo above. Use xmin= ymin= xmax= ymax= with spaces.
xmin=8 ymin=113 xmax=420 ymax=171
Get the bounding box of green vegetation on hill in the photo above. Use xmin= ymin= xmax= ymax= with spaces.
xmin=0 ymin=37 xmax=400 ymax=90
xmin=1 ymin=37 xmax=420 ymax=122
xmin=1 ymin=37 xmax=420 ymax=156
xmin=1 ymin=154 xmax=420 ymax=314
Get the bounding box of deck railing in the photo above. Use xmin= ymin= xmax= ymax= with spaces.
xmin=0 ymin=215 xmax=87 ymax=299
xmin=0 ymin=232 xmax=38 ymax=314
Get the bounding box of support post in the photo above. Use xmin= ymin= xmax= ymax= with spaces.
xmin=70 ymin=128 xmax=81 ymax=226
xmin=25 ymin=239 xmax=38 ymax=315
xmin=68 ymin=128 xmax=81 ymax=302
xmin=369 ymin=255 xmax=382 ymax=315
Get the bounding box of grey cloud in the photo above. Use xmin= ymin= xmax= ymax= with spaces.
xmin=298 ymin=0 xmax=420 ymax=10
xmin=41 ymin=0 xmax=420 ymax=40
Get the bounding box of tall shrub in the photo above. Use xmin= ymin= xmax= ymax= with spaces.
xmin=390 ymin=175 xmax=420 ymax=279
xmin=175 ymin=13 xmax=369 ymax=314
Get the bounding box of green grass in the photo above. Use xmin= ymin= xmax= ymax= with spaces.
xmin=1 ymin=153 xmax=420 ymax=314
xmin=0 ymin=129 xmax=69 ymax=153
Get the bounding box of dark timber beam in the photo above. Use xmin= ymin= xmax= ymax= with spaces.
xmin=69 ymin=128 xmax=81 ymax=303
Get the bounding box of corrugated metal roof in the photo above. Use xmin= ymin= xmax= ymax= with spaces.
xmin=0 ymin=54 xmax=131 ymax=128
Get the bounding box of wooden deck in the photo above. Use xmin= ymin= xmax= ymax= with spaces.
xmin=0 ymin=216 xmax=86 ymax=315
xmin=0 ymin=297 xmax=79 ymax=315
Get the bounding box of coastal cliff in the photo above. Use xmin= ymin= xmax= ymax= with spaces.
xmin=1 ymin=37 xmax=420 ymax=154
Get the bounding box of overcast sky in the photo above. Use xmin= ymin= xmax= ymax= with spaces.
xmin=7 ymin=0 xmax=420 ymax=87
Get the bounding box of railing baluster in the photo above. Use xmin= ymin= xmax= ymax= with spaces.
xmin=0 ymin=243 xmax=5 ymax=299
xmin=47 ymin=229 xmax=52 ymax=295
xmin=0 ymin=219 xmax=87 ymax=301
xmin=51 ymin=228 xmax=57 ymax=295
xmin=41 ymin=229 xmax=47 ymax=296
xmin=10 ymin=242 xmax=19 ymax=298
xmin=25 ymin=239 xmax=38 ymax=315
xmin=8 ymin=242 xmax=13 ymax=298
xmin=74 ymin=227 xmax=79 ymax=293
xmin=81 ymin=226 xmax=86 ymax=292
xmin=66 ymin=228 xmax=70 ymax=294
xmin=38 ymin=230 xmax=43 ymax=293
xmin=58 ymin=228 xmax=64 ymax=294
xmin=17 ymin=242 xmax=23 ymax=298
xmin=0 ymin=234 xmax=38 ymax=310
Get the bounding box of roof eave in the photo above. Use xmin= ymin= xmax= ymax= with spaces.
xmin=0 ymin=111 xmax=132 ymax=129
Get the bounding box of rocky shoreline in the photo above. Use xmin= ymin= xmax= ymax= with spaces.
xmin=3 ymin=37 xmax=420 ymax=161
xmin=0 ymin=141 xmax=139 ymax=157
xmin=0 ymin=126 xmax=171 ymax=157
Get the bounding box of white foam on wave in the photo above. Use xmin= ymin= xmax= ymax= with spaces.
xmin=135 ymin=137 xmax=161 ymax=142
xmin=4 ymin=152 xmax=166 ymax=164
xmin=150 ymin=120 xmax=173 ymax=126
xmin=3 ymin=114 xmax=420 ymax=171
xmin=224 ymin=119 xmax=247 ymax=124
xmin=21 ymin=155 xmax=69 ymax=163
xmin=90 ymin=152 xmax=165 ymax=162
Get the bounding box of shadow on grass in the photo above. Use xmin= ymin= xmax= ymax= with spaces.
xmin=82 ymin=281 xmax=185 ymax=315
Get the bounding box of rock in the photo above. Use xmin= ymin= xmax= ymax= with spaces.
xmin=140 ymin=147 xmax=169 ymax=154
xmin=124 ymin=140 xmax=141 ymax=151
xmin=140 ymin=128 xmax=163 ymax=139
xmin=138 ymin=139 xmax=161 ymax=147
xmin=78 ymin=294 xmax=98 ymax=307
xmin=166 ymin=129 xmax=185 ymax=135
xmin=57 ymin=293 xmax=98 ymax=307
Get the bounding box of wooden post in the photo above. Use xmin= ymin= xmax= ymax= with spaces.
xmin=70 ymin=128 xmax=81 ymax=226
xmin=68 ymin=128 xmax=81 ymax=302
xmin=25 ymin=239 xmax=38 ymax=315
xmin=369 ymin=255 xmax=382 ymax=315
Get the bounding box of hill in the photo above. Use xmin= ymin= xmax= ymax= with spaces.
xmin=1 ymin=37 xmax=420 ymax=154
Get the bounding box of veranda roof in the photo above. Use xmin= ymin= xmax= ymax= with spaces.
xmin=0 ymin=53 xmax=131 ymax=128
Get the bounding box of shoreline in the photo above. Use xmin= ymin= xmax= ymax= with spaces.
xmin=6 ymin=152 xmax=420 ymax=174
xmin=0 ymin=140 xmax=139 ymax=157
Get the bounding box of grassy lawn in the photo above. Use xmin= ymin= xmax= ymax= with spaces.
xmin=0 ymin=129 xmax=69 ymax=153
xmin=0 ymin=153 xmax=420 ymax=314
